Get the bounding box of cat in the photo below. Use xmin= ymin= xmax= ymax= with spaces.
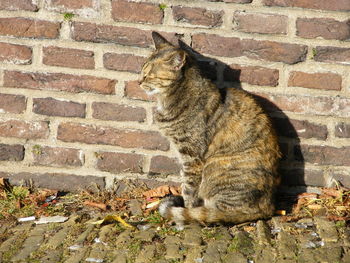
xmin=139 ymin=32 xmax=281 ymax=228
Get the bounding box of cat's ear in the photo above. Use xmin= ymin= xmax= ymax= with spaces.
xmin=152 ymin=31 xmax=172 ymax=49
xmin=171 ymin=51 xmax=186 ymax=71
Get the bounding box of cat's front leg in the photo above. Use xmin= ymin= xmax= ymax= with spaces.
xmin=181 ymin=160 xmax=203 ymax=208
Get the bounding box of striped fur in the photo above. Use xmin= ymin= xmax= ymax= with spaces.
xmin=140 ymin=32 xmax=281 ymax=225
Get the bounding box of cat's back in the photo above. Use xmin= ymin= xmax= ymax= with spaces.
xmin=206 ymin=87 xmax=280 ymax=171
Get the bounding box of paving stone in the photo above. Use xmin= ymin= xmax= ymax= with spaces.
xmin=277 ymin=231 xmax=297 ymax=259
xmin=255 ymin=245 xmax=277 ymax=263
xmin=64 ymin=248 xmax=89 ymax=263
xmin=344 ymin=229 xmax=350 ymax=246
xmin=115 ymin=230 xmax=132 ymax=245
xmin=223 ymin=252 xmax=247 ymax=263
xmin=165 ymin=243 xmax=183 ymax=260
xmin=135 ymin=244 xmax=156 ymax=263
xmin=314 ymin=217 xmax=339 ymax=243
xmin=45 ymin=223 xmax=72 ymax=249
xmin=203 ymin=239 xmax=227 ymax=262
xmin=128 ymin=199 xmax=143 ymax=216
xmin=257 ymin=220 xmax=272 ymax=245
xmin=230 ymin=231 xmax=254 ymax=256
xmin=183 ymin=225 xmax=203 ymax=246
xmin=164 ymin=235 xmax=182 ymax=245
xmin=75 ymin=223 xmax=96 ymax=246
xmin=0 ymin=223 xmax=32 ymax=253
xmin=11 ymin=224 xmax=47 ymax=261
xmin=111 ymin=250 xmax=127 ymax=263
xmin=98 ymin=224 xmax=115 ymax=242
xmin=40 ymin=250 xmax=62 ymax=263
xmin=86 ymin=247 xmax=107 ymax=263
xmin=342 ymin=251 xmax=350 ymax=263
xmin=298 ymin=247 xmax=342 ymax=263
xmin=134 ymin=229 xmax=156 ymax=242
xmin=184 ymin=247 xmax=203 ymax=263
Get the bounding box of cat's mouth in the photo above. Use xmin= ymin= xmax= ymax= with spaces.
xmin=140 ymin=83 xmax=160 ymax=95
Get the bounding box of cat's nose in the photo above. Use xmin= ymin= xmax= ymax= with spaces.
xmin=138 ymin=76 xmax=144 ymax=85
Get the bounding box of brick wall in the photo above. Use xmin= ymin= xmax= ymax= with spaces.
xmin=0 ymin=0 xmax=349 ymax=191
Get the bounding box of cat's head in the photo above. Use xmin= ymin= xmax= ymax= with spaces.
xmin=139 ymin=32 xmax=187 ymax=95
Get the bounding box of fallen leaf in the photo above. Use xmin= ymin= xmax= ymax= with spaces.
xmin=84 ymin=201 xmax=107 ymax=211
xmin=143 ymin=185 xmax=176 ymax=199
xmin=322 ymin=188 xmax=342 ymax=198
xmin=275 ymin=210 xmax=286 ymax=215
xmin=91 ymin=215 xmax=135 ymax=229
xmin=243 ymin=226 xmax=255 ymax=232
xmin=307 ymin=204 xmax=322 ymax=210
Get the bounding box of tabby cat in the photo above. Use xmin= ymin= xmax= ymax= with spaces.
xmin=139 ymin=32 xmax=281 ymax=227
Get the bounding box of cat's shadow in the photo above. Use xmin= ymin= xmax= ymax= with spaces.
xmin=179 ymin=40 xmax=305 ymax=212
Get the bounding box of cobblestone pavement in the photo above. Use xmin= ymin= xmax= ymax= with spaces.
xmin=0 ymin=213 xmax=349 ymax=263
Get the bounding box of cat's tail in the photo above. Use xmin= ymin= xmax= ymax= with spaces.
xmin=158 ymin=196 xmax=223 ymax=226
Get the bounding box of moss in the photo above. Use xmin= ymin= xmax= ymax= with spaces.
xmin=159 ymin=3 xmax=167 ymax=10
xmin=32 ymin=145 xmax=42 ymax=155
xmin=63 ymin=13 xmax=74 ymax=21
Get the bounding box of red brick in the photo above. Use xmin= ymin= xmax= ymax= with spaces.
xmin=0 ymin=0 xmax=38 ymax=11
xmin=233 ymin=11 xmax=287 ymax=34
xmin=314 ymin=46 xmax=350 ymax=65
xmin=33 ymin=97 xmax=86 ymax=118
xmin=295 ymin=145 xmax=350 ymax=166
xmin=192 ymin=34 xmax=307 ymax=64
xmin=57 ymin=122 xmax=169 ymax=151
xmin=224 ymin=64 xmax=279 ymax=86
xmin=124 ymin=81 xmax=156 ymax=101
xmin=150 ymin=156 xmax=181 ymax=175
xmin=335 ymin=122 xmax=350 ymax=138
xmin=43 ymin=46 xmax=94 ymax=69
xmin=1 ymin=172 xmax=105 ymax=192
xmin=288 ymin=71 xmax=342 ymax=91
xmin=296 ymin=18 xmax=350 ymax=40
xmin=0 ymin=42 xmax=32 ymax=65
xmin=0 ymin=18 xmax=60 ymax=39
xmin=272 ymin=117 xmax=328 ymax=140
xmin=92 ymin=102 xmax=146 ymax=122
xmin=48 ymin=0 xmax=94 ymax=10
xmin=103 ymin=53 xmax=146 ymax=73
xmin=0 ymin=144 xmax=24 ymax=161
xmin=0 ymin=120 xmax=49 ymax=139
xmin=280 ymin=168 xmax=325 ymax=187
xmin=96 ymin=152 xmax=144 ymax=174
xmin=111 ymin=0 xmax=163 ymax=24
xmin=263 ymin=0 xmax=350 ymax=11
xmin=172 ymin=6 xmax=223 ymax=27
xmin=0 ymin=93 xmax=26 ymax=114
xmin=255 ymin=92 xmax=350 ymax=118
xmin=32 ymin=146 xmax=83 ymax=167
xmin=4 ymin=71 xmax=116 ymax=95
xmin=72 ymin=22 xmax=152 ymax=48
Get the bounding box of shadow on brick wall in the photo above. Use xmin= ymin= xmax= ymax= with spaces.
xmin=179 ymin=40 xmax=305 ymax=211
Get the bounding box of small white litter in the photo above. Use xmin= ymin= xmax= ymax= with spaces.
xmin=86 ymin=258 xmax=103 ymax=262
xmin=18 ymin=216 xmax=36 ymax=222
xmin=35 ymin=215 xmax=68 ymax=224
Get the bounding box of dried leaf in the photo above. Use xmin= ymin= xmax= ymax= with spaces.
xmin=143 ymin=185 xmax=173 ymax=199
xmin=91 ymin=215 xmax=135 ymax=229
xmin=322 ymin=188 xmax=342 ymax=198
xmin=169 ymin=186 xmax=180 ymax=196
xmin=275 ymin=210 xmax=286 ymax=215
xmin=84 ymin=201 xmax=107 ymax=211
xmin=307 ymin=204 xmax=323 ymax=210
